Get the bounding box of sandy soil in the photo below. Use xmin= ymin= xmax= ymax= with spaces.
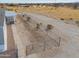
xmin=12 ymin=13 xmax=79 ymax=57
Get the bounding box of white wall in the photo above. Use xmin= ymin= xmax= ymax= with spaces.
xmin=3 ymin=18 xmax=7 ymax=51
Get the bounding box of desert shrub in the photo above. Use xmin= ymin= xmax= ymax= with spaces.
xmin=73 ymin=3 xmax=78 ymax=9
xmin=40 ymin=23 xmax=42 ymax=25
xmin=22 ymin=15 xmax=24 ymax=17
xmin=35 ymin=23 xmax=42 ymax=30
xmin=70 ymin=18 xmax=73 ymax=20
xmin=27 ymin=16 xmax=31 ymax=22
xmin=75 ymin=21 xmax=79 ymax=25
xmin=60 ymin=18 xmax=64 ymax=20
xmin=46 ymin=24 xmax=54 ymax=30
xmin=36 ymin=23 xmax=40 ymax=29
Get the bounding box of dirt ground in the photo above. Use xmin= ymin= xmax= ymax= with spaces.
xmin=12 ymin=13 xmax=79 ymax=57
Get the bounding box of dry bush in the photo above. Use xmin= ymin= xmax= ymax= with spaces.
xmin=46 ymin=24 xmax=54 ymax=30
xmin=36 ymin=23 xmax=40 ymax=29
xmin=60 ymin=18 xmax=64 ymax=20
xmin=35 ymin=23 xmax=43 ymax=29
xmin=69 ymin=18 xmax=73 ymax=20
xmin=40 ymin=23 xmax=42 ymax=25
xmin=22 ymin=15 xmax=25 ymax=17
xmin=27 ymin=16 xmax=31 ymax=22
xmin=75 ymin=21 xmax=79 ymax=26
